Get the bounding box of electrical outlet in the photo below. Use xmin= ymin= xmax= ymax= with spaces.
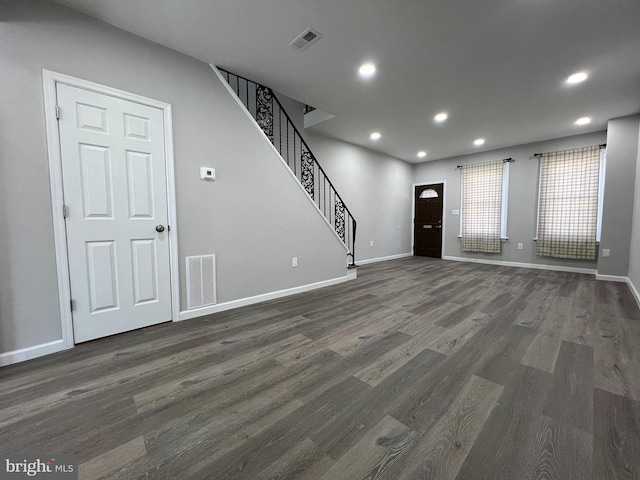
xmin=292 ymin=257 xmax=298 ymax=267
xmin=200 ymin=167 xmax=216 ymax=180
xmin=602 ymin=249 xmax=610 ymax=258
xmin=370 ymin=241 xmax=374 ymax=247
xmin=517 ymin=243 xmax=523 ymax=250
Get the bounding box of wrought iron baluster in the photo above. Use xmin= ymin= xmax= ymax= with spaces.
xmin=301 ymin=147 xmax=314 ymax=198
xmin=256 ymin=85 xmax=273 ymax=143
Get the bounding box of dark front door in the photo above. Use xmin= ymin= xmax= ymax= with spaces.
xmin=414 ymin=183 xmax=444 ymax=257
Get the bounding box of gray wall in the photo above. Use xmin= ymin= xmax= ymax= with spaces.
xmin=0 ymin=1 xmax=346 ymax=354
xmin=272 ymin=91 xmax=415 ymax=263
xmin=628 ymin=122 xmax=640 ymax=295
xmin=598 ymin=115 xmax=640 ymax=277
xmin=413 ymin=132 xmax=607 ymax=270
xmin=305 ymin=132 xmax=414 ymax=262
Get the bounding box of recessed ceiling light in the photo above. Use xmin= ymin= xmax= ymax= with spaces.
xmin=370 ymin=131 xmax=381 ymax=140
xmin=417 ymin=151 xmax=427 ymax=158
xmin=359 ymin=63 xmax=376 ymax=77
xmin=434 ymin=112 xmax=448 ymax=122
xmin=575 ymin=116 xmax=591 ymax=125
xmin=566 ymin=72 xmax=588 ymax=84
xmin=474 ymin=138 xmax=485 ymax=146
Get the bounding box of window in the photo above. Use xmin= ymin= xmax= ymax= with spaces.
xmin=459 ymin=160 xmax=509 ymax=253
xmin=536 ymin=145 xmax=602 ymax=260
xmin=419 ymin=189 xmax=439 ymax=199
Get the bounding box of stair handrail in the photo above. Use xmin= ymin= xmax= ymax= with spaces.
xmin=219 ymin=68 xmax=357 ymax=266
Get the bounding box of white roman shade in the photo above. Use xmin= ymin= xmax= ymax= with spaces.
xmin=460 ymin=160 xmax=505 ymax=254
xmin=536 ymin=145 xmax=601 ymax=260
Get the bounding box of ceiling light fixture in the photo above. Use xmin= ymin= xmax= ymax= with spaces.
xmin=359 ymin=63 xmax=376 ymax=78
xmin=566 ymin=72 xmax=588 ymax=84
xmin=474 ymin=138 xmax=485 ymax=146
xmin=434 ymin=112 xmax=448 ymax=122
xmin=575 ymin=116 xmax=591 ymax=125
xmin=417 ymin=151 xmax=427 ymax=158
xmin=370 ymin=131 xmax=381 ymax=140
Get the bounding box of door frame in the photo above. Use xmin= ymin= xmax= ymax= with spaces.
xmin=411 ymin=181 xmax=447 ymax=257
xmin=43 ymin=69 xmax=180 ymax=349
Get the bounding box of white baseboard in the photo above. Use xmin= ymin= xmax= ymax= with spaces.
xmin=0 ymin=339 xmax=68 ymax=367
xmin=595 ymin=274 xmax=628 ymax=283
xmin=179 ymin=273 xmax=354 ymax=321
xmin=442 ymin=255 xmax=597 ymax=275
xmin=357 ymin=253 xmax=413 ymax=266
xmin=627 ymin=277 xmax=640 ymax=311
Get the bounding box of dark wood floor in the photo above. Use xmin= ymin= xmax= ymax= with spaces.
xmin=1 ymin=257 xmax=640 ymax=479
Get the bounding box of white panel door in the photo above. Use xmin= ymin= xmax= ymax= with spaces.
xmin=57 ymin=83 xmax=172 ymax=343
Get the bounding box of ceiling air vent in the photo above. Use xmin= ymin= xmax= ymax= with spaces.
xmin=290 ymin=28 xmax=323 ymax=51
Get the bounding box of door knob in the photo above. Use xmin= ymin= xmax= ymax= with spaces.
xmin=155 ymin=224 xmax=165 ymax=233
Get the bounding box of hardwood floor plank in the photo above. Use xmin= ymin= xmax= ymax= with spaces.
xmin=287 ymin=331 xmax=412 ymax=405
xmin=275 ymin=311 xmax=396 ymax=366
xmin=389 ymin=375 xmax=503 ymax=480
xmin=78 ymin=436 xmax=147 ymax=480
xmin=520 ymin=296 xmax=572 ymax=373
xmin=256 ymin=437 xmax=334 ymax=480
xmin=194 ymin=377 xmax=370 ymax=480
xmin=521 ymin=329 xmax=563 ymax=374
xmin=594 ymin=388 xmax=640 ymax=479
xmin=594 ymin=313 xmax=640 ymax=401
xmin=326 ymin=309 xmax=415 ymax=356
xmin=396 ymin=303 xmax=460 ymax=336
xmin=0 ymin=395 xmax=143 ymax=462
xmin=455 ymin=366 xmax=551 ymax=480
xmin=423 ymin=311 xmax=488 ymax=355
xmin=436 ymin=302 xmax=484 ymax=328
xmin=473 ymin=324 xmax=538 ymax=386
xmin=310 ymin=347 xmax=446 ymax=459
xmin=353 ymin=329 xmax=444 ymax=387
xmin=319 ymin=414 xmax=416 ymax=480
xmin=522 ymin=414 xmax=592 ymax=480
xmin=542 ymin=341 xmax=594 ymax=433
xmin=133 ymin=334 xmax=311 ymax=413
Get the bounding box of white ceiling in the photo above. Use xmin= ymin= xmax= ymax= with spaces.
xmin=57 ymin=0 xmax=640 ymax=163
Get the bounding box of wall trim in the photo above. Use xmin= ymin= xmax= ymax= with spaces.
xmin=358 ymin=253 xmax=413 ymax=265
xmin=0 ymin=340 xmax=66 ymax=367
xmin=42 ymin=69 xmax=181 ymax=352
xmin=627 ymin=277 xmax=640 ymax=310
xmin=210 ymin=64 xmax=348 ymax=254
xmin=595 ymin=274 xmax=628 ymax=283
xmin=178 ymin=273 xmax=353 ymax=321
xmin=442 ymin=255 xmax=597 ymax=275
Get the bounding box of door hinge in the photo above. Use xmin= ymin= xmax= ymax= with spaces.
xmin=55 ymin=105 xmax=61 ymax=120
xmin=70 ymin=299 xmax=74 ymax=311
xmin=62 ymin=205 xmax=67 ymax=218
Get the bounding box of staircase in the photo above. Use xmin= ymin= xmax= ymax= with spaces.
xmin=218 ymin=68 xmax=357 ymax=267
